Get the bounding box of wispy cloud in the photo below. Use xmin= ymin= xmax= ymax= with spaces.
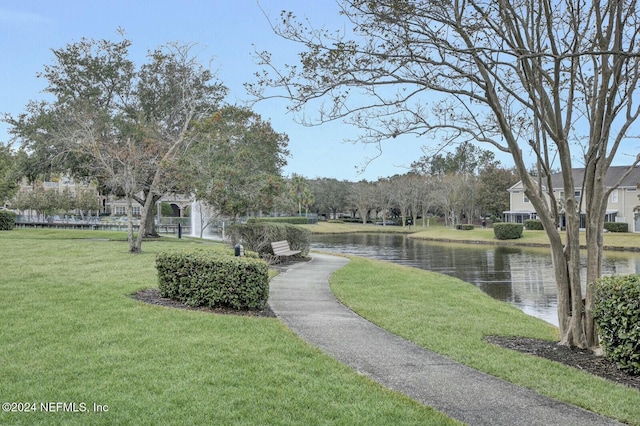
xmin=0 ymin=8 xmax=53 ymax=26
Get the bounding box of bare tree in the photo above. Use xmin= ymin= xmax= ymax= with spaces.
xmin=349 ymin=180 xmax=375 ymax=224
xmin=250 ymin=0 xmax=640 ymax=348
xmin=374 ymin=177 xmax=395 ymax=225
xmin=434 ymin=174 xmax=471 ymax=227
xmin=419 ymin=175 xmax=438 ymax=226
xmin=388 ymin=174 xmax=420 ymax=226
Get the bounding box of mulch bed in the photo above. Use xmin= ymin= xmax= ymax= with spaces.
xmin=485 ymin=335 xmax=640 ymax=390
xmin=131 ymin=288 xmax=276 ymax=317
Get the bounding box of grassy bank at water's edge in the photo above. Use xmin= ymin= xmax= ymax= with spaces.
xmin=329 ymin=256 xmax=640 ymax=425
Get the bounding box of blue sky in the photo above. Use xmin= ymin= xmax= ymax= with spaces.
xmin=2 ymin=1 xmax=637 ymax=181
xmin=1 ymin=0 xmax=431 ymax=181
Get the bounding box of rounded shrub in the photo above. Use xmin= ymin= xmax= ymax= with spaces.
xmin=0 ymin=211 xmax=16 ymax=231
xmin=604 ymin=222 xmax=628 ymax=233
xmin=524 ymin=219 xmax=544 ymax=230
xmin=456 ymin=224 xmax=475 ymax=230
xmin=493 ymin=223 xmax=524 ymax=240
xmin=156 ymin=250 xmax=269 ymax=310
xmin=592 ymin=274 xmax=640 ymax=375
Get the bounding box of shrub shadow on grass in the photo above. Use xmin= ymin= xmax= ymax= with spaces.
xmin=131 ymin=288 xmax=276 ymax=318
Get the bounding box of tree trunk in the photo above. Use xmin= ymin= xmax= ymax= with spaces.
xmin=585 ymin=218 xmax=603 ymax=348
xmin=583 ymin=164 xmax=608 ymax=348
xmin=521 ymin=164 xmax=588 ymax=348
xmin=143 ymin=205 xmax=157 ymax=237
xmin=126 ymin=194 xmax=139 ymax=253
xmin=133 ymin=191 xmax=155 ymax=253
xmin=562 ymin=201 xmax=587 ymax=347
xmin=134 ymin=192 xmax=160 ymax=238
xmin=142 ymin=194 xmax=161 ymax=238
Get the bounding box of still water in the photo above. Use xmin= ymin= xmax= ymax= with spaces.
xmin=311 ymin=233 xmax=640 ymax=326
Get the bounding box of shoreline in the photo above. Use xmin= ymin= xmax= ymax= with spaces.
xmin=405 ymin=233 xmax=640 ymax=253
xmin=304 ymin=222 xmax=640 ymax=253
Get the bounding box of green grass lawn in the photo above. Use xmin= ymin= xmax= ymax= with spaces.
xmin=0 ymin=229 xmax=455 ymax=425
xmin=301 ymin=221 xmax=419 ymax=234
xmin=330 ymin=257 xmax=640 ymax=425
xmin=3 ymin=227 xmax=639 ymax=425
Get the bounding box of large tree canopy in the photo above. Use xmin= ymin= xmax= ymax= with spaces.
xmin=5 ymin=32 xmax=227 ymax=252
xmin=184 ymin=106 xmax=289 ymax=222
xmin=251 ymin=0 xmax=640 ymax=348
xmin=0 ymin=143 xmax=18 ymax=206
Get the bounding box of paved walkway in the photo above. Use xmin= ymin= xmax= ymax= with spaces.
xmin=268 ymin=253 xmax=621 ymax=426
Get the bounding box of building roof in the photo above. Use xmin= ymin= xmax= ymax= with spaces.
xmin=549 ymin=165 xmax=640 ymax=189
xmin=507 ymin=165 xmax=640 ymax=192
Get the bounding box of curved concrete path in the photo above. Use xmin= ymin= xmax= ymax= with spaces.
xmin=268 ymin=253 xmax=621 ymax=426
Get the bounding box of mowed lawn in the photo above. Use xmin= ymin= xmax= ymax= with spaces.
xmin=0 ymin=229 xmax=455 ymax=425
xmin=330 ymin=257 xmax=640 ymax=425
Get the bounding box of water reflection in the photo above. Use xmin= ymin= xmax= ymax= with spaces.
xmin=311 ymin=233 xmax=640 ymax=326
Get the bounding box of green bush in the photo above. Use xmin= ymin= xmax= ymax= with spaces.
xmin=0 ymin=211 xmax=16 ymax=230
xmin=156 ymin=250 xmax=269 ymax=310
xmin=342 ymin=218 xmax=372 ymax=224
xmin=524 ymin=219 xmax=544 ymax=230
xmin=227 ymin=222 xmax=310 ymax=258
xmin=592 ymin=274 xmax=640 ymax=375
xmin=604 ymin=222 xmax=628 ymax=233
xmin=456 ymin=224 xmax=475 ymax=230
xmin=493 ymin=223 xmax=524 ymax=240
xmin=247 ymin=216 xmax=310 ymax=225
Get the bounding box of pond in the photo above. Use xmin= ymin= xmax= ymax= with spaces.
xmin=310 ymin=233 xmax=640 ymax=326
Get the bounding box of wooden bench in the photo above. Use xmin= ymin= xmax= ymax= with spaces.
xmin=270 ymin=240 xmax=301 ymax=260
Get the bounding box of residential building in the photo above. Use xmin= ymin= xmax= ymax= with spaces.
xmin=504 ymin=165 xmax=640 ymax=232
xmin=14 ymin=176 xmax=192 ymax=222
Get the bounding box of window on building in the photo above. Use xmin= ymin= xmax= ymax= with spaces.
xmin=610 ymin=190 xmax=619 ymax=203
xmin=523 ymin=194 xmax=530 ymax=203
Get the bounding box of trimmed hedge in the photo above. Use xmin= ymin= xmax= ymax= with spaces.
xmin=156 ymin=250 xmax=269 ymax=310
xmin=0 ymin=211 xmax=16 ymax=231
xmin=604 ymin=222 xmax=628 ymax=233
xmin=493 ymin=223 xmax=524 ymax=240
xmin=593 ymin=274 xmax=640 ymax=375
xmin=524 ymin=219 xmax=544 ymax=230
xmin=456 ymin=224 xmax=475 ymax=230
xmin=247 ymin=216 xmax=310 ymax=225
xmin=228 ymin=222 xmax=310 ymax=259
xmin=341 ymin=218 xmax=373 ymax=224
